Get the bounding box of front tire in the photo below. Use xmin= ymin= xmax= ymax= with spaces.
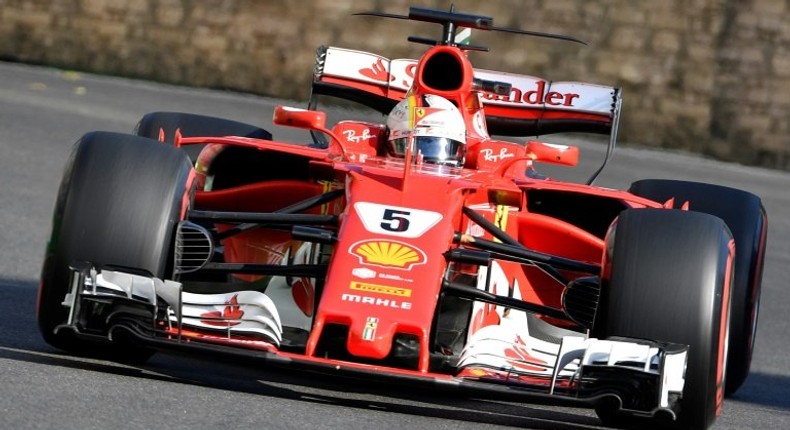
xmin=629 ymin=179 xmax=767 ymax=394
xmin=38 ymin=132 xmax=194 ymax=362
xmin=594 ymin=209 xmax=733 ymax=430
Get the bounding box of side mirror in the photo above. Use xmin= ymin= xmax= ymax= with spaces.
xmin=272 ymin=105 xmax=345 ymax=159
xmin=273 ymin=105 xmax=327 ymax=129
xmin=526 ymin=140 xmax=579 ymax=167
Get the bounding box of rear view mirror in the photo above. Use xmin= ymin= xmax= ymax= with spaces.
xmin=526 ymin=140 xmax=579 ymax=166
xmin=273 ymin=106 xmax=328 ymax=130
xmin=273 ymin=105 xmax=346 ymax=159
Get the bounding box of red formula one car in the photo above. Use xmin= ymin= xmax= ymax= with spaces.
xmin=37 ymin=7 xmax=767 ymax=430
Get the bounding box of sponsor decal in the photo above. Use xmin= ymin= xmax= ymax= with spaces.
xmin=398 ymin=63 xmax=417 ymax=89
xmin=359 ymin=58 xmax=394 ymax=82
xmin=362 ymin=316 xmax=379 ymax=341
xmin=352 ymin=267 xmax=414 ymax=283
xmin=324 ymin=49 xmax=614 ymax=115
xmin=342 ymin=293 xmax=412 ymax=310
xmin=413 ymin=107 xmax=446 ymax=127
xmin=351 ymin=56 xmax=416 ymax=89
xmin=350 ymin=281 xmax=412 ymax=298
xmin=504 ymin=335 xmax=550 ymax=372
xmin=342 ymin=128 xmax=376 ymax=143
xmin=378 ymin=273 xmax=414 ymax=283
xmin=481 ymin=80 xmax=580 ymax=107
xmin=177 ymin=290 xmax=282 ymax=346
xmin=354 ymin=202 xmax=442 ymax=238
xmin=474 ymin=69 xmax=617 ymax=114
xmin=481 ymin=148 xmax=516 ymax=162
xmin=350 ymin=239 xmax=427 ymax=270
xmin=356 ymin=57 xmax=582 ymax=108
xmin=327 ymin=49 xmax=415 ymax=90
xmin=200 ymin=294 xmax=244 ymax=326
xmin=351 ymin=267 xmax=377 ymax=279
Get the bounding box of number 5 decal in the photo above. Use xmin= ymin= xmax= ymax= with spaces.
xmin=381 ymin=209 xmax=411 ymax=232
xmin=355 ymin=202 xmax=442 ymax=238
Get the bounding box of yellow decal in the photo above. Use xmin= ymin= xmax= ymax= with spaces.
xmin=350 ymin=281 xmax=412 ymax=297
xmin=494 ymin=205 xmax=509 ymax=243
xmin=407 ymin=95 xmax=418 ymax=128
xmin=351 ymin=240 xmax=426 ymax=270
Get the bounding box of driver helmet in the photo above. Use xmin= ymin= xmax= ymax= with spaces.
xmin=386 ymin=94 xmax=466 ymax=166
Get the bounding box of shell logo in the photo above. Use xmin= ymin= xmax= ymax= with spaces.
xmin=350 ymin=239 xmax=427 ymax=270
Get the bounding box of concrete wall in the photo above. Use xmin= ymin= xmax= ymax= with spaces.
xmin=2 ymin=0 xmax=788 ymax=169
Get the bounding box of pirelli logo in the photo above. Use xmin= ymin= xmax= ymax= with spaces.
xmin=349 ymin=281 xmax=412 ymax=298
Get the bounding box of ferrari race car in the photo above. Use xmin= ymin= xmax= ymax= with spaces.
xmin=37 ymin=6 xmax=767 ymax=430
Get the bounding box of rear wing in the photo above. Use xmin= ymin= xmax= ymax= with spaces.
xmin=311 ymin=46 xmax=621 ymax=138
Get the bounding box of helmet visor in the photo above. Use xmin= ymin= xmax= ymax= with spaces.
xmin=388 ymin=137 xmax=465 ymax=166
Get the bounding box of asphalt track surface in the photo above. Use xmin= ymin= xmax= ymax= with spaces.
xmin=0 ymin=61 xmax=788 ymax=429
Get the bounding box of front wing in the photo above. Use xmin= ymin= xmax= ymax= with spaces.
xmin=56 ymin=265 xmax=687 ymax=420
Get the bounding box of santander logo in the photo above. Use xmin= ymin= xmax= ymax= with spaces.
xmin=359 ymin=58 xmax=395 ymax=82
xmin=349 ymin=53 xmax=584 ymax=108
xmin=358 ymin=59 xmax=416 ymax=89
xmin=483 ymin=80 xmax=579 ymax=107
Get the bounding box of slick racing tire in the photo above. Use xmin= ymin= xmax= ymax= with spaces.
xmin=38 ymin=132 xmax=194 ymax=363
xmin=134 ymin=111 xmax=272 ymax=161
xmin=629 ymin=179 xmax=767 ymax=395
xmin=593 ymin=209 xmax=733 ymax=430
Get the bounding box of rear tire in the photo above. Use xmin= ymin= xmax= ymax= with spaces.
xmin=593 ymin=209 xmax=733 ymax=430
xmin=629 ymin=179 xmax=767 ymax=394
xmin=38 ymin=132 xmax=194 ymax=362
